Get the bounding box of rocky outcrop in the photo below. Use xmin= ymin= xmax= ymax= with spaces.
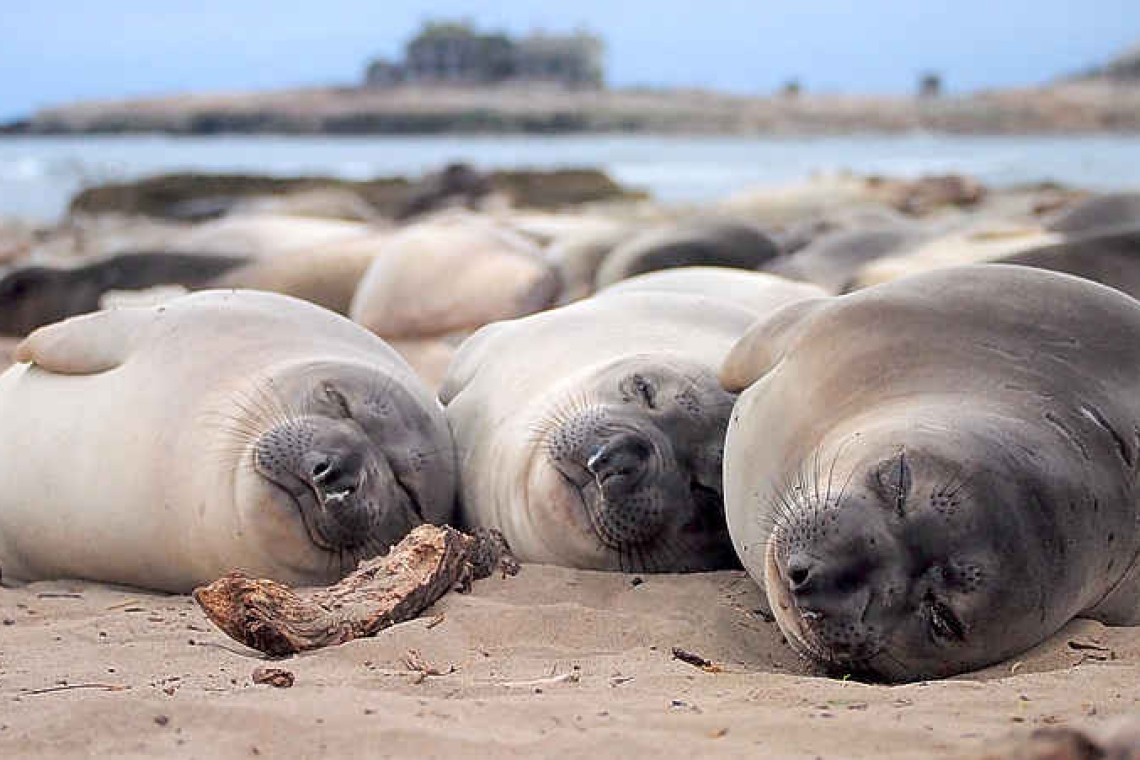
xmin=66 ymin=165 xmax=647 ymax=220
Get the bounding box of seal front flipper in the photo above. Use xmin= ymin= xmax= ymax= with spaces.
xmin=719 ymin=297 xmax=829 ymax=392
xmin=14 ymin=307 xmax=149 ymax=374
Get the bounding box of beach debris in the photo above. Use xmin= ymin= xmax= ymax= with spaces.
xmin=251 ymin=667 xmax=294 ymax=688
xmin=193 ymin=525 xmax=517 ymax=656
xmin=25 ymin=683 xmax=129 ymax=696
xmin=1068 ymin=638 xmax=1116 ymax=666
xmin=403 ymin=649 xmax=454 ymax=684
xmin=425 ymin=614 xmax=446 ymax=630
xmin=499 ymin=667 xmax=581 ymax=689
xmin=671 ymin=647 xmax=723 ymax=673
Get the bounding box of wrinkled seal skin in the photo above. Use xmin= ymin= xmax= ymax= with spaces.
xmin=441 ymin=275 xmax=821 ymax=573
xmin=0 ymin=290 xmax=456 ymax=593
xmin=721 ymin=265 xmax=1140 ymax=682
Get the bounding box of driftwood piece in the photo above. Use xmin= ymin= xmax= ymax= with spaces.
xmin=192 ymin=525 xmax=516 ymax=657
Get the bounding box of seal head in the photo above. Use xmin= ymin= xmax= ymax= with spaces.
xmin=530 ymin=355 xmax=737 ymax=572
xmin=241 ymin=361 xmax=453 ymax=569
xmin=763 ymin=422 xmax=1086 ymax=682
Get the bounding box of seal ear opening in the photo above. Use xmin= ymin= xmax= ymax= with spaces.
xmin=719 ymin=297 xmax=829 ymax=392
xmin=14 ymin=308 xmax=143 ymax=375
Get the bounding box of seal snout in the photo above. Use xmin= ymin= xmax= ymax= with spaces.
xmin=783 ymin=549 xmax=880 ymax=622
xmin=586 ymin=432 xmax=652 ymax=497
xmin=304 ymin=449 xmax=363 ymax=504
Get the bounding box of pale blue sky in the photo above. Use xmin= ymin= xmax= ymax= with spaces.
xmin=2 ymin=1 xmax=1138 ymax=120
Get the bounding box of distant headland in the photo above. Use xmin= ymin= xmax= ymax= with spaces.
xmin=3 ymin=24 xmax=1138 ymax=137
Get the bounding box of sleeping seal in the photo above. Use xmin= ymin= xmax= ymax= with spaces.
xmin=0 ymin=290 xmax=456 ymax=593
xmin=721 ymin=265 xmax=1140 ymax=681
xmin=993 ymin=226 xmax=1140 ymax=300
xmin=594 ymin=220 xmax=781 ymax=288
xmin=1046 ymin=192 xmax=1140 ymax=235
xmin=440 ymin=278 xmax=821 ymax=572
xmin=0 ymin=252 xmax=248 ymax=336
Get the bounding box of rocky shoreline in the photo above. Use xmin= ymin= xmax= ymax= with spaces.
xmin=6 ymin=82 xmax=1140 ymax=136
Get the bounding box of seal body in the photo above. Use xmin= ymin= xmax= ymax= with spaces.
xmin=600 ymin=266 xmax=825 ymax=313
xmin=721 ymin=265 xmax=1140 ymax=680
xmin=996 ymin=226 xmax=1140 ymax=300
xmin=595 ymin=220 xmax=781 ymax=288
xmin=349 ymin=213 xmax=559 ymax=340
xmin=1046 ymin=192 xmax=1140 ymax=234
xmin=0 ymin=290 xmax=456 ymax=592
xmin=0 ymin=252 xmax=248 ymax=336
xmin=761 ymin=227 xmax=920 ymax=293
xmin=441 ymin=277 xmax=820 ymax=572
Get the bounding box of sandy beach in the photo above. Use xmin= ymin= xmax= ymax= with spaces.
xmin=2 ymin=566 xmax=1138 ymax=759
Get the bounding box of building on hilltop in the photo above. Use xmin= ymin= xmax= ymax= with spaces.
xmin=364 ymin=21 xmax=604 ymax=89
xmin=514 ymin=31 xmax=604 ymax=88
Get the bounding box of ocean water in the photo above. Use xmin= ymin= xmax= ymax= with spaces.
xmin=1 ymin=133 xmax=1138 ymax=221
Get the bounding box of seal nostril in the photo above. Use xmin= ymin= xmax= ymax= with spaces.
xmin=311 ymin=460 xmax=332 ymax=481
xmin=786 ymin=554 xmax=815 ymax=593
xmin=586 ymin=433 xmax=653 ymax=491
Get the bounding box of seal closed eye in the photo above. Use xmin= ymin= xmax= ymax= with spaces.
xmin=0 ymin=289 xmax=457 ymax=593
xmin=441 ymin=270 xmax=827 ymax=572
xmin=723 ymin=264 xmax=1140 ymax=681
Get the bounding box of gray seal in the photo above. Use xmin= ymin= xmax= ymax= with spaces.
xmin=0 ymin=252 xmax=248 ymax=336
xmin=1046 ymin=192 xmax=1140 ymax=235
xmin=595 ymin=220 xmax=781 ymax=288
xmin=995 ymin=225 xmax=1140 ymax=300
xmin=0 ymin=290 xmax=456 ymax=592
xmin=761 ymin=226 xmax=921 ymax=293
xmin=721 ymin=265 xmax=1140 ymax=681
xmin=440 ymin=281 xmax=820 ymax=572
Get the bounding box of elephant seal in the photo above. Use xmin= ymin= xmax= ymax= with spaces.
xmin=1046 ymin=192 xmax=1140 ymax=235
xmin=440 ymin=282 xmax=820 ymax=572
xmin=721 ymin=265 xmax=1140 ymax=681
xmin=849 ymin=224 xmax=1061 ymax=290
xmin=761 ymin=227 xmax=921 ymax=293
xmin=995 ymin=226 xmax=1140 ymax=300
xmin=210 ymin=232 xmax=392 ymax=315
xmin=0 ymin=337 xmax=17 ymax=371
xmin=0 ymin=252 xmax=249 ymax=336
xmin=599 ymin=266 xmax=826 ymax=314
xmin=594 ymin=220 xmax=781 ymax=288
xmin=547 ymin=224 xmax=635 ymax=302
xmin=350 ymin=213 xmax=559 ymax=340
xmin=167 ymin=214 xmax=376 ymax=258
xmin=0 ymin=290 xmax=456 ymax=593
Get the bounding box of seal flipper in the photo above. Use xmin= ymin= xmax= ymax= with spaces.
xmin=14 ymin=308 xmax=148 ymax=375
xmin=719 ymin=297 xmax=830 ymax=392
